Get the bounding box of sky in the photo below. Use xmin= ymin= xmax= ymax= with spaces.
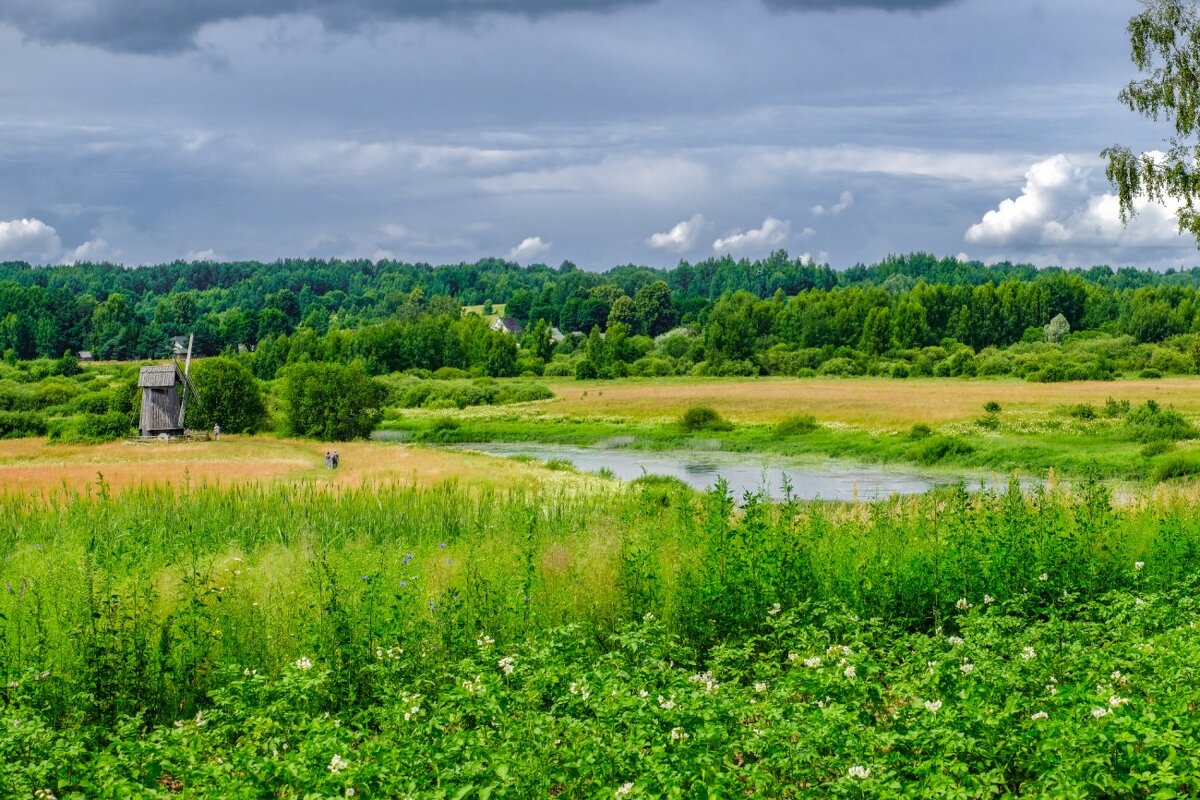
xmin=0 ymin=0 xmax=1195 ymax=271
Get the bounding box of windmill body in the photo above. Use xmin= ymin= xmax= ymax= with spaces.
xmin=137 ymin=334 xmax=201 ymax=438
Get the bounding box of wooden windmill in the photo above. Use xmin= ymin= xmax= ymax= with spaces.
xmin=138 ymin=334 xmax=201 ymax=438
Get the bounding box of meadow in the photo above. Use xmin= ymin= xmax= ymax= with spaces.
xmin=4 ymin=463 xmax=1200 ymax=796
xmin=382 ymin=375 xmax=1200 ymax=482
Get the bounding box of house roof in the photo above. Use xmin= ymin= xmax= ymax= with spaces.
xmin=138 ymin=364 xmax=179 ymax=388
xmin=492 ymin=317 xmax=524 ymax=334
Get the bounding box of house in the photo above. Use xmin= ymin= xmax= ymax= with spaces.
xmin=77 ymin=350 xmax=94 ymax=362
xmin=490 ymin=317 xmax=524 ymax=336
xmin=550 ymin=327 xmax=566 ymax=344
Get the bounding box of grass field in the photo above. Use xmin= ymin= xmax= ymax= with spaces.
xmin=0 ymin=436 xmax=574 ymax=495
xmin=541 ymin=376 xmax=1200 ymax=428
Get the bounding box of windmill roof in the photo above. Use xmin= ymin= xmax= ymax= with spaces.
xmin=138 ymin=364 xmax=179 ymax=388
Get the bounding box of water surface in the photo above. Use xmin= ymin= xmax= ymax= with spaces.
xmin=452 ymin=442 xmax=1022 ymax=501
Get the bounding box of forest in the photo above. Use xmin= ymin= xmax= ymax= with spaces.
xmin=4 ymin=251 xmax=1198 ymax=383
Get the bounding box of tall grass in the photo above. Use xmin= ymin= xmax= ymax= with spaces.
xmin=0 ymin=476 xmax=1190 ymax=728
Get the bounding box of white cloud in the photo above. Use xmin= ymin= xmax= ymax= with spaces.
xmin=509 ymin=235 xmax=552 ymax=262
xmin=647 ymin=213 xmax=708 ymax=252
xmin=184 ymin=248 xmax=219 ymax=262
xmin=0 ymin=218 xmax=64 ymax=263
xmin=712 ymin=217 xmax=791 ymax=255
xmin=966 ymin=154 xmax=1187 ymax=250
xmin=812 ymin=190 xmax=854 ymax=216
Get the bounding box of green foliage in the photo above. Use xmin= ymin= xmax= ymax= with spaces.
xmin=773 ymin=414 xmax=819 ymax=436
xmin=0 ymin=411 xmax=47 ymax=438
xmin=54 ymin=350 xmax=80 ymax=377
xmin=983 ymin=400 xmax=1002 ymax=413
xmin=679 ymin=405 xmax=732 ymax=432
xmin=1124 ymin=400 xmax=1198 ymax=443
xmin=394 ymin=379 xmax=552 ymax=410
xmin=1154 ymin=452 xmax=1200 ymax=481
xmin=187 ymin=357 xmax=267 ymax=434
xmin=915 ymin=435 xmax=975 ymax=464
xmin=283 ymin=361 xmax=387 ymax=441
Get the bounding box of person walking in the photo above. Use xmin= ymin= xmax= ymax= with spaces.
xmin=325 ymin=451 xmax=331 ymax=468
xmin=213 ymin=423 xmax=220 ymax=440
xmin=332 ymin=450 xmax=340 ymax=469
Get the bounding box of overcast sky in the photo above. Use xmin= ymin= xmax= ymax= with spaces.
xmin=0 ymin=0 xmax=1194 ymax=270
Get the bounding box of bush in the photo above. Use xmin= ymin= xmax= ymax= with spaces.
xmin=976 ymin=414 xmax=1000 ymax=430
xmin=908 ymin=423 xmax=933 ymax=440
xmin=1067 ymin=403 xmax=1097 ymax=420
xmin=542 ymin=359 xmax=575 ymax=377
xmin=983 ymin=401 xmax=1001 ymax=413
xmin=1154 ymin=453 xmax=1200 ymax=482
xmin=915 ymin=435 xmax=975 ymax=464
xmin=1139 ymin=368 xmax=1163 ymax=379
xmin=1141 ymin=440 xmax=1174 ymax=458
xmin=679 ymin=405 xmax=733 ymax=433
xmin=773 ymin=414 xmax=818 ymax=436
xmin=1104 ymin=397 xmax=1131 ymax=418
xmin=817 ymin=357 xmax=860 ymax=377
xmin=283 ymin=362 xmax=387 ymax=441
xmin=1125 ymin=401 xmax=1198 ymax=443
xmin=0 ymin=410 xmax=47 ymax=439
xmin=432 ymin=367 xmax=470 ymax=380
xmin=188 ymin=357 xmax=268 ymax=434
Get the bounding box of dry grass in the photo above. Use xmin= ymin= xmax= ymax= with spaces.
xmin=0 ymin=436 xmax=555 ymax=496
xmin=542 ymin=377 xmax=1200 ymax=428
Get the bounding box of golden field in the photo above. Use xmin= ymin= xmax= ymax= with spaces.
xmin=543 ymin=376 xmax=1200 ymax=428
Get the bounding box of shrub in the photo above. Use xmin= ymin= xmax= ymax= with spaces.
xmin=773 ymin=414 xmax=818 ymax=436
xmin=1125 ymin=401 xmax=1198 ymax=443
xmin=817 ymin=357 xmax=860 ymax=377
xmin=908 ymin=423 xmax=933 ymax=440
xmin=283 ymin=361 xmax=387 ymax=441
xmin=1067 ymin=403 xmax=1097 ymax=420
xmin=1104 ymin=397 xmax=1131 ymax=418
xmin=432 ymin=367 xmax=470 ymax=380
xmin=983 ymin=401 xmax=1002 ymax=413
xmin=1139 ymin=368 xmax=1163 ymax=379
xmin=542 ymin=359 xmax=575 ymax=377
xmin=1141 ymin=440 xmax=1174 ymax=458
xmin=188 ymin=357 xmax=268 ymax=434
xmin=679 ymin=405 xmax=732 ymax=432
xmin=915 ymin=435 xmax=975 ymax=464
xmin=0 ymin=410 xmax=47 ymax=439
xmin=1154 ymin=453 xmax=1200 ymax=482
xmin=976 ymin=414 xmax=1000 ymax=430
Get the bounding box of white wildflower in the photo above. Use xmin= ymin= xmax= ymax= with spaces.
xmin=1111 ymin=670 xmax=1129 ymax=686
xmin=924 ymin=699 xmax=942 ymax=714
xmin=462 ymin=676 xmax=483 ymax=695
xmin=1135 ymin=561 xmax=1145 ymax=571
xmin=657 ymin=695 xmax=675 ymax=710
xmin=689 ymin=671 xmax=719 ymax=694
xmin=346 ymin=790 xmax=356 ymax=798
xmin=1021 ymin=646 xmax=1036 ymax=661
xmin=1109 ymin=695 xmax=1129 ymax=707
xmin=328 ymin=754 xmax=349 ymax=774
xmin=670 ymin=726 xmax=689 ymax=741
xmin=983 ymin=594 xmax=995 ymax=605
xmin=643 ymin=612 xmax=655 ymax=621
xmin=1039 ymin=573 xmax=1049 ymax=582
xmin=754 ymin=682 xmax=768 ymax=693
xmin=947 ymin=636 xmax=964 ymax=647
xmin=956 ymin=598 xmax=972 ymax=610
xmin=768 ymin=603 xmax=782 ymax=616
xmin=848 ymin=765 xmax=870 ymax=779
xmin=615 ymin=782 xmax=634 ymax=798
xmin=638 ymin=689 xmax=649 ymax=698
xmin=1030 ymin=711 xmax=1049 ymax=721
xmin=498 ymin=657 xmax=515 ymax=675
xmin=293 ymin=656 xmax=313 ymax=671
xmin=843 ymin=665 xmax=857 ymax=679
xmin=194 ymin=710 xmax=208 ymax=726
xmin=1091 ymin=707 xmax=1109 ymax=719
xmin=926 ymin=660 xmax=939 ymax=672
xmin=787 ymin=652 xmax=800 ymax=663
xmin=826 ymin=644 xmax=851 ymax=656
xmin=959 ymin=661 xmax=974 ymax=675
xmin=33 ymin=791 xmax=57 ymax=800
xmin=804 ymin=656 xmax=822 ymax=669
xmin=476 ymin=633 xmax=494 ymax=649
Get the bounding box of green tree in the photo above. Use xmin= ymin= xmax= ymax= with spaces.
xmin=283 ymin=361 xmax=386 ymax=441
xmin=634 ymin=280 xmax=676 ymax=335
xmin=859 ymin=306 xmax=893 ymax=355
xmin=1104 ymin=0 xmax=1200 ymax=239
xmin=607 ymin=295 xmax=640 ymax=331
xmin=188 ymin=357 xmax=267 ymax=434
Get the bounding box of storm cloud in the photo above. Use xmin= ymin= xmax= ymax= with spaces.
xmin=0 ymin=0 xmax=961 ymax=53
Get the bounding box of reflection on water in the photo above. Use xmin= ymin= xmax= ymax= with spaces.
xmin=449 ymin=442 xmax=1026 ymax=501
